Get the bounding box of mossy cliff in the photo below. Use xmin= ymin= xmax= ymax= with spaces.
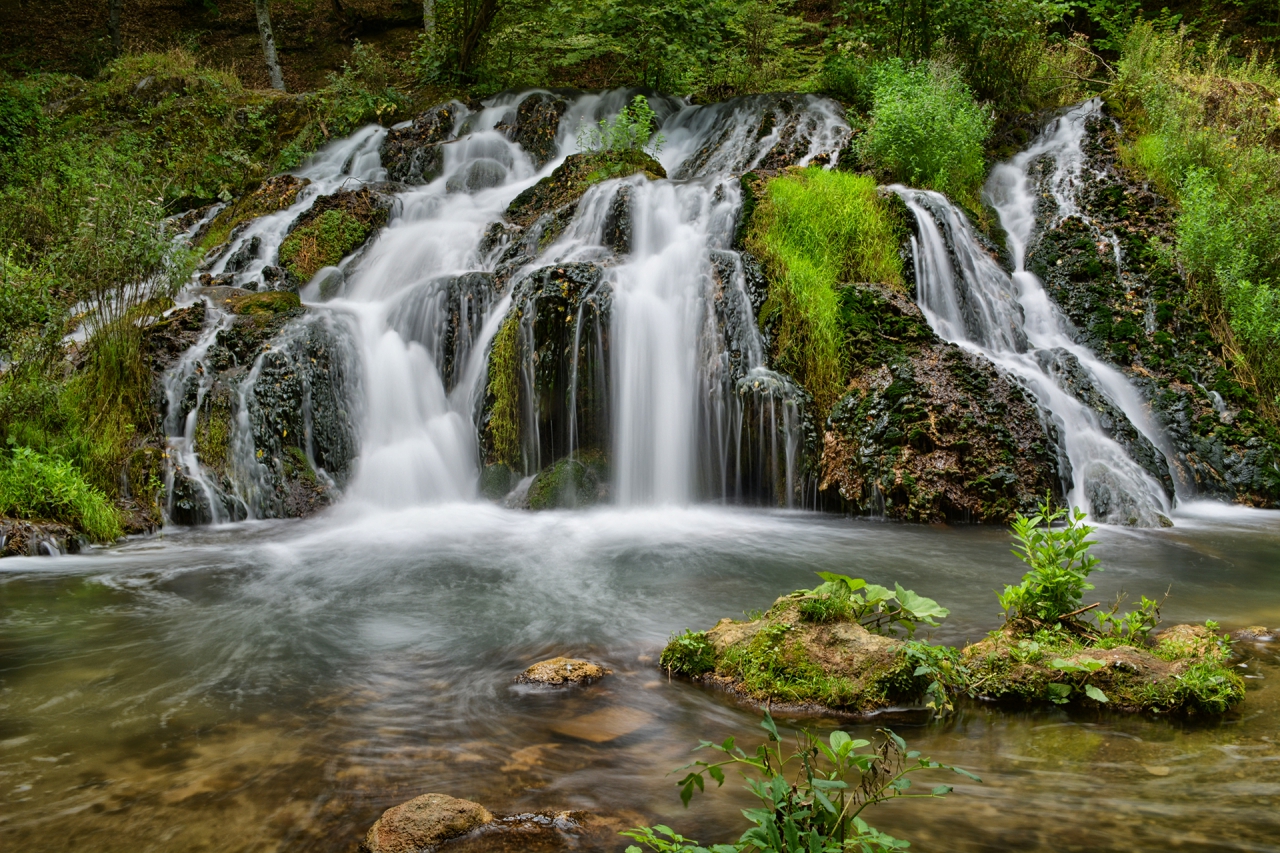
xmin=1024 ymin=110 xmax=1280 ymax=507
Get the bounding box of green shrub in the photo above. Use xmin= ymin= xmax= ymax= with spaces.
xmin=747 ymin=169 xmax=904 ymax=411
xmin=0 ymin=447 xmax=123 ymax=541
xmin=856 ymin=59 xmax=992 ymax=205
xmin=660 ymin=629 xmax=717 ymax=677
xmin=998 ymin=498 xmax=1102 ymax=622
xmin=577 ymin=95 xmax=664 ymax=154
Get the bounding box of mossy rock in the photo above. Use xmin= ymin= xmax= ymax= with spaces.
xmin=661 ymin=595 xmax=924 ymax=716
xmin=527 ymin=454 xmax=608 ymax=510
xmin=227 ymin=290 xmax=301 ymax=315
xmin=505 ymin=150 xmax=666 ymax=229
xmin=278 ymin=187 xmax=391 ymax=283
xmin=961 ymin=622 xmax=1244 ymax=714
xmin=199 ymin=175 xmax=310 ymax=251
xmin=821 ymin=285 xmax=1059 ymax=523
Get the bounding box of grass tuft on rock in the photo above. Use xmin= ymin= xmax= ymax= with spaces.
xmin=0 ymin=447 xmax=122 ymax=541
xmin=747 ymin=169 xmax=905 ymax=412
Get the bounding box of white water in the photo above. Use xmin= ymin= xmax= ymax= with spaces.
xmin=894 ymin=99 xmax=1178 ymax=526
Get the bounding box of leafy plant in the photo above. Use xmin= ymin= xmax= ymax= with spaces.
xmin=998 ymin=498 xmax=1102 ymax=624
xmin=798 ymin=572 xmax=949 ymax=637
xmin=577 ymin=95 xmax=665 ymax=155
xmin=662 ymin=629 xmax=718 ymax=677
xmin=0 ymin=446 xmax=123 ymax=541
xmin=622 ymin=711 xmax=979 ymax=853
xmin=1047 ymin=657 xmax=1110 ymax=704
xmin=1096 ymin=593 xmax=1164 ymax=641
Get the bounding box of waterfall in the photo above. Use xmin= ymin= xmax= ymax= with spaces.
xmin=893 ymin=99 xmax=1178 ymax=526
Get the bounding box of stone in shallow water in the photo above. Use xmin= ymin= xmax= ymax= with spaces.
xmin=549 ymin=707 xmax=653 ymax=743
xmin=516 ymin=657 xmax=611 ymax=686
xmin=361 ymin=793 xmax=493 ymax=853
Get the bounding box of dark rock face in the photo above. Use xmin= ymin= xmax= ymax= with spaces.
xmin=1034 ymin=347 xmax=1175 ymax=498
xmin=1025 ymin=111 xmax=1280 ymax=507
xmin=820 ymin=285 xmax=1060 ymax=522
xmin=496 ymin=92 xmax=569 ymax=169
xmin=390 ymin=271 xmax=501 ymax=393
xmin=380 ymin=101 xmax=463 ymax=184
xmin=155 ymin=300 xmax=360 ymax=525
xmin=482 ymin=263 xmax=611 ymax=474
xmin=505 ymin=150 xmax=666 ymax=228
xmin=671 ymin=93 xmax=851 ymax=180
xmin=0 ymin=519 xmax=82 ymax=557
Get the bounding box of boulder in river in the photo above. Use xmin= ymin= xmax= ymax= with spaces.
xmin=516 ymin=657 xmax=611 ymax=686
xmin=361 ymin=793 xmax=493 ymax=853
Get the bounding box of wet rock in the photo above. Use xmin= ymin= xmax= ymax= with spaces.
xmin=361 ymin=793 xmax=493 ymax=853
xmin=820 ymin=285 xmax=1060 ymax=523
xmin=279 ymin=186 xmax=393 ymax=284
xmin=381 ymin=101 xmax=464 ymax=184
xmin=442 ymin=811 xmax=641 ymax=853
xmin=0 ymin=519 xmax=82 ymax=558
xmin=516 ymin=657 xmax=611 ymax=685
xmin=223 ymin=235 xmax=261 ymax=273
xmin=1025 ymin=110 xmax=1280 ymax=508
xmin=227 ymin=290 xmax=302 ymax=315
xmin=312 ymin=266 xmax=345 ymax=301
xmin=479 ymin=463 xmax=517 ymax=500
xmin=199 ymin=174 xmax=310 ymax=251
xmin=671 ymin=93 xmax=851 ymax=180
xmin=1035 ymin=347 xmax=1175 ymax=499
xmin=505 ymin=150 xmax=665 ymax=229
xmin=497 ymin=92 xmax=569 ymax=169
xmin=526 ymin=455 xmax=609 ymax=510
xmin=391 ymin=272 xmax=500 ymax=393
xmin=600 ymin=183 xmax=632 ymax=255
xmin=549 ymin=707 xmax=653 ymax=743
xmin=481 ymin=264 xmax=611 ymax=473
xmin=1234 ymin=626 xmax=1276 ymax=641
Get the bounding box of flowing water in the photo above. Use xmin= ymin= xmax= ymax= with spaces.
xmin=894 ymin=99 xmax=1179 ymax=527
xmin=4 ymin=94 xmax=1279 ymax=852
xmin=1 ymin=505 xmax=1278 ymax=852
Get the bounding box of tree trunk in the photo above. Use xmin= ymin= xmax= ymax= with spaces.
xmin=254 ymin=0 xmax=287 ymax=92
xmin=457 ymin=0 xmax=499 ymax=75
xmin=108 ymin=0 xmax=123 ymax=55
xmin=423 ymin=0 xmax=435 ymax=34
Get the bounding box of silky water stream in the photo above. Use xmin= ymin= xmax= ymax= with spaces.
xmin=3 ymin=94 xmax=1280 ymax=853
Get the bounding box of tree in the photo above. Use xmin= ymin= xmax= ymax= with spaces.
xmin=108 ymin=0 xmax=123 ymax=55
xmin=254 ymin=0 xmax=287 ymax=91
xmin=424 ymin=0 xmax=436 ymax=34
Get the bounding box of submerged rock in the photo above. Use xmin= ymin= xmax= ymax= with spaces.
xmin=821 ymin=285 xmax=1060 ymax=523
xmin=516 ymin=657 xmax=611 ymax=685
xmin=361 ymin=793 xmax=493 ymax=853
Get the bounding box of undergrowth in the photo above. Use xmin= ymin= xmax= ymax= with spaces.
xmin=748 ymin=169 xmax=904 ymax=412
xmin=0 ymin=447 xmax=122 ymax=541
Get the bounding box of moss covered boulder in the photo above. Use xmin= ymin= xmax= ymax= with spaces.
xmin=505 ymin=150 xmax=666 ymax=229
xmin=961 ymin=622 xmax=1244 ymax=714
xmin=278 ymin=186 xmax=392 ymax=284
xmin=526 ymin=453 xmax=609 ymax=510
xmin=661 ymin=594 xmax=926 ymax=716
xmin=496 ymin=91 xmax=570 ymax=169
xmin=820 ymin=285 xmax=1060 ymax=522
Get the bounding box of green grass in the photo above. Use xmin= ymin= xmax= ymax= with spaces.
xmin=0 ymin=447 xmax=123 ymax=541
xmin=747 ymin=168 xmax=905 ymax=412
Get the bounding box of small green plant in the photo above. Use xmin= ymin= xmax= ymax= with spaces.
xmin=0 ymin=446 xmax=123 ymax=541
xmin=661 ymin=629 xmax=718 ymax=677
xmin=577 ymin=95 xmax=664 ymax=155
xmin=622 ymin=711 xmax=979 ymax=853
xmin=1097 ymin=592 xmax=1165 ymax=642
xmin=1046 ymin=657 xmax=1110 ymax=704
xmin=797 ymin=572 xmax=949 ymax=637
xmin=998 ymin=498 xmax=1102 ymax=624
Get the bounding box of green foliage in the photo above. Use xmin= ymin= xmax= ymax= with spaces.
xmin=1096 ymin=593 xmax=1163 ymax=641
xmin=855 ymin=59 xmax=992 ymax=205
xmin=1111 ymin=21 xmax=1280 ymax=414
xmin=622 ymin=711 xmax=979 ymax=853
xmin=661 ymin=629 xmax=717 ymax=677
xmin=0 ymin=447 xmax=123 ymax=541
xmin=799 ymin=572 xmax=950 ymax=637
xmin=998 ymin=499 xmax=1102 ymax=622
xmin=577 ymin=95 xmax=664 ymax=154
xmin=748 ymin=169 xmax=904 ymax=412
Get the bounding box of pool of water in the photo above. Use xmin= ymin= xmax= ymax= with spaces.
xmin=1 ymin=502 xmax=1278 ymax=852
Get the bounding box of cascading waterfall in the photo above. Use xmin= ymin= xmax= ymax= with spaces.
xmin=894 ymin=99 xmax=1178 ymax=526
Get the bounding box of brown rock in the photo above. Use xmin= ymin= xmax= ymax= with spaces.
xmin=550 ymin=707 xmax=653 ymax=743
xmin=362 ymin=793 xmax=493 ymax=853
xmin=515 ymin=657 xmax=611 ymax=686
xmin=1234 ymin=625 xmax=1275 ymax=641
